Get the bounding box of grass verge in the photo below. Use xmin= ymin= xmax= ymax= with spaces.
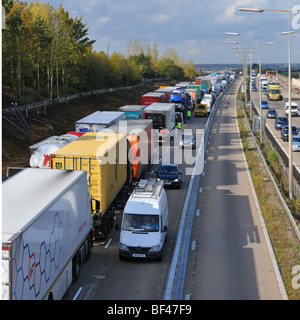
xmin=237 ymin=104 xmax=300 ymax=300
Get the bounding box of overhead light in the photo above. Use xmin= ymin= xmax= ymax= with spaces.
xmin=226 ymin=32 xmax=240 ymax=36
xmin=278 ymin=31 xmax=295 ymax=35
xmin=238 ymin=8 xmax=265 ymax=12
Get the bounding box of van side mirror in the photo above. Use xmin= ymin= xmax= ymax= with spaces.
xmin=115 ymin=224 xmax=120 ymax=231
xmin=163 ymin=226 xmax=168 ymax=232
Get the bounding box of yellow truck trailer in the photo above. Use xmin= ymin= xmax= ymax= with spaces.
xmin=51 ymin=132 xmax=128 ymax=239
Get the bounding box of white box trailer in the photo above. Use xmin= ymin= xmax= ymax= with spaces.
xmin=75 ymin=111 xmax=125 ymax=132
xmin=118 ymin=105 xmax=146 ymax=119
xmin=2 ymin=168 xmax=93 ymax=300
xmin=143 ymin=103 xmax=176 ymax=145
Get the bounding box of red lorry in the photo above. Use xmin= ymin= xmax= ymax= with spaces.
xmin=141 ymin=92 xmax=165 ymax=106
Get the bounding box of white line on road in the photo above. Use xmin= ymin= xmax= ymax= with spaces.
xmin=105 ymin=238 xmax=112 ymax=249
xmin=191 ymin=240 xmax=196 ymax=251
xmin=73 ymin=287 xmax=83 ymax=300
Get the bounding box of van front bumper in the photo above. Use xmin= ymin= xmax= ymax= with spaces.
xmin=119 ymin=246 xmax=162 ymax=259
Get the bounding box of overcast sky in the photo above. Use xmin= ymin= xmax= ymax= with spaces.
xmin=27 ymin=0 xmax=300 ymax=64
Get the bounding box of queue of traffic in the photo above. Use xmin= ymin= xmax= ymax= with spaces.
xmin=253 ymin=71 xmax=300 ymax=149
xmin=2 ymin=71 xmax=234 ymax=300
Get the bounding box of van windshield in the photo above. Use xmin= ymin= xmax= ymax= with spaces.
xmin=122 ymin=213 xmax=159 ymax=232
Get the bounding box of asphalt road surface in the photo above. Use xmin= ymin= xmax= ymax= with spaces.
xmin=182 ymin=79 xmax=286 ymax=300
xmin=63 ymin=79 xmax=286 ymax=301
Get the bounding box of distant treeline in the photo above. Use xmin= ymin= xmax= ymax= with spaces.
xmin=2 ymin=1 xmax=198 ymax=106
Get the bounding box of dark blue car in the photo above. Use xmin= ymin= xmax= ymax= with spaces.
xmin=274 ymin=116 xmax=288 ymax=130
xmin=261 ymin=100 xmax=269 ymax=109
xmin=156 ymin=164 xmax=182 ymax=188
xmin=267 ymin=109 xmax=278 ymax=118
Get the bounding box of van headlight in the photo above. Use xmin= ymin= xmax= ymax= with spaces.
xmin=150 ymin=244 xmax=160 ymax=251
xmin=120 ymin=243 xmax=128 ymax=250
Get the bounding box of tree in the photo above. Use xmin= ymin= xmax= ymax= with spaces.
xmin=129 ymin=53 xmax=155 ymax=79
xmin=184 ymin=58 xmax=197 ymax=80
xmin=155 ymin=57 xmax=184 ymax=80
xmin=88 ymin=50 xmax=110 ymax=89
xmin=2 ymin=1 xmax=31 ymax=102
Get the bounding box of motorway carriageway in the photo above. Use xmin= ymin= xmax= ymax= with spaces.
xmin=63 ymin=78 xmax=286 ymax=301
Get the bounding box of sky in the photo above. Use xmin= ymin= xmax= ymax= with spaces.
xmin=25 ymin=0 xmax=300 ymax=64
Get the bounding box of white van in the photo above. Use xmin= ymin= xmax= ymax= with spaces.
xmin=285 ymin=101 xmax=299 ymax=117
xmin=119 ymin=179 xmax=168 ymax=261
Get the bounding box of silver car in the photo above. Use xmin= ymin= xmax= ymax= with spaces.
xmin=292 ymin=136 xmax=300 ymax=151
xmin=179 ymin=133 xmax=195 ymax=149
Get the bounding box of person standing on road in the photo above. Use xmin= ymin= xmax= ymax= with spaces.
xmin=177 ymin=120 xmax=182 ymax=130
xmin=187 ymin=109 xmax=191 ymax=121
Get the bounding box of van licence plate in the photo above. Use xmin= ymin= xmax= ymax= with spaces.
xmin=133 ymin=253 xmax=145 ymax=258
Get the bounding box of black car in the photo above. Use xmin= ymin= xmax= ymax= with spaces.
xmin=281 ymin=125 xmax=299 ymax=141
xmin=156 ymin=164 xmax=182 ymax=188
xmin=274 ymin=116 xmax=288 ymax=130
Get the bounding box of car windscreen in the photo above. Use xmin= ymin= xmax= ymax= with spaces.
xmin=122 ymin=213 xmax=159 ymax=232
xmin=182 ymin=134 xmax=193 ymax=140
xmin=158 ymin=166 xmax=178 ymax=175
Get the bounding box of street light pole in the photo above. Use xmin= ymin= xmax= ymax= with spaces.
xmin=288 ymin=10 xmax=292 ymax=200
xmin=258 ymin=35 xmax=263 ymax=144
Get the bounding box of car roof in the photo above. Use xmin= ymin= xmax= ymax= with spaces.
xmin=160 ymin=164 xmax=178 ymax=167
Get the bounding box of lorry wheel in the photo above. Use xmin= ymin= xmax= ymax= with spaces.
xmin=72 ymin=253 xmax=81 ymax=281
xmin=102 ymin=216 xmax=110 ymax=239
xmin=110 ymin=206 xmax=115 ymax=229
xmin=86 ymin=235 xmax=92 ymax=259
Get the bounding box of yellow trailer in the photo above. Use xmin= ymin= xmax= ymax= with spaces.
xmin=51 ymin=132 xmax=128 ymax=239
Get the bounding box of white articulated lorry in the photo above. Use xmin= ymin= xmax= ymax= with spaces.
xmin=2 ymin=168 xmax=93 ymax=300
xmin=75 ymin=111 xmax=125 ymax=133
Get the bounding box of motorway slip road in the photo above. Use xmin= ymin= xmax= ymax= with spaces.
xmin=183 ymin=79 xmax=287 ymax=300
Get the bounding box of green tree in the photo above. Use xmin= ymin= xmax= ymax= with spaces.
xmin=2 ymin=1 xmax=28 ymax=102
xmin=155 ymin=57 xmax=184 ymax=80
xmin=184 ymin=58 xmax=197 ymax=80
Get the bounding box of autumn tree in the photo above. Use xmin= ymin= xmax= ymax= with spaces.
xmin=184 ymin=58 xmax=197 ymax=80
